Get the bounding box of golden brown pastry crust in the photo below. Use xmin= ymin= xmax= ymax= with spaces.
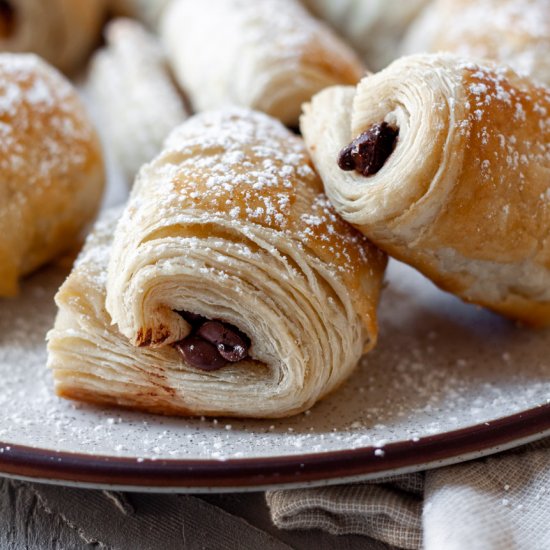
xmin=0 ymin=54 xmax=104 ymax=297
xmin=301 ymin=54 xmax=550 ymax=326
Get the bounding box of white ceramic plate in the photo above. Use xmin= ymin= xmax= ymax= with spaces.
xmin=0 ymin=254 xmax=549 ymax=492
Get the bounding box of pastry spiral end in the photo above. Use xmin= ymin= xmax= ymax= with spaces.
xmin=302 ymin=53 xmax=550 ymax=326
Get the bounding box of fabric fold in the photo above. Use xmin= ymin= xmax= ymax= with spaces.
xmin=267 ymin=477 xmax=423 ymax=549
xmin=266 ymin=439 xmax=550 ymax=550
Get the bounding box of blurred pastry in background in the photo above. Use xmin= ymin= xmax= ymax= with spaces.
xmin=108 ymin=0 xmax=171 ymax=29
xmin=301 ymin=54 xmax=550 ymax=326
xmin=88 ymin=18 xmax=188 ymax=184
xmin=402 ymin=0 xmax=550 ymax=86
xmin=302 ymin=0 xmax=431 ymax=71
xmin=160 ymin=0 xmax=366 ymax=127
xmin=0 ymin=54 xmax=104 ymax=297
xmin=0 ymin=0 xmax=106 ymax=74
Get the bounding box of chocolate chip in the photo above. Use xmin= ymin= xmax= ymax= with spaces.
xmin=174 ymin=336 xmax=227 ymax=371
xmin=173 ymin=310 xmax=251 ymax=370
xmin=176 ymin=311 xmax=207 ymax=327
xmin=337 ymin=122 xmax=398 ymax=177
xmin=196 ymin=321 xmax=249 ymax=362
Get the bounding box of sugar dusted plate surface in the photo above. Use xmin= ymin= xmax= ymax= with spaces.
xmin=0 ymin=255 xmax=549 ymax=491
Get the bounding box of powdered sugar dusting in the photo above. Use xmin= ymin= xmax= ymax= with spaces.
xmin=437 ymin=58 xmax=550 ymax=255
xmin=73 ymin=208 xmax=123 ymax=290
xmin=131 ymin=108 xmax=378 ymax=281
xmin=0 ymin=53 xmax=96 ymax=181
xmin=0 ymin=259 xmax=548 ymax=466
xmin=432 ymin=0 xmax=550 ymax=86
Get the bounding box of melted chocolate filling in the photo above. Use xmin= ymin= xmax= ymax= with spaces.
xmin=173 ymin=312 xmax=251 ymax=371
xmin=337 ymin=122 xmax=398 ymax=177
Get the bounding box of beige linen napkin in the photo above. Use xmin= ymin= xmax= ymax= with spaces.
xmin=266 ymin=438 xmax=550 ymax=550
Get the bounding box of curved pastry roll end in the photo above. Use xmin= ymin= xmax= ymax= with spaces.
xmin=301 ymin=56 xmax=471 ymax=231
xmin=302 ymin=54 xmax=550 ymax=326
xmin=0 ymin=53 xmax=104 ymax=297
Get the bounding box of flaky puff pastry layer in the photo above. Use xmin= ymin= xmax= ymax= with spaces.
xmin=48 ymin=109 xmax=386 ymax=419
xmin=401 ymin=0 xmax=550 ymax=87
xmin=301 ymin=54 xmax=550 ymax=326
xmin=160 ymin=0 xmax=365 ymax=127
xmin=0 ymin=54 xmax=104 ymax=297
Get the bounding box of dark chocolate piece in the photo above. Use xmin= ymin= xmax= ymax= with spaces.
xmin=173 ymin=312 xmax=251 ymax=370
xmin=337 ymin=122 xmax=398 ymax=177
xmin=174 ymin=336 xmax=227 ymax=371
xmin=196 ymin=321 xmax=249 ymax=362
xmin=176 ymin=311 xmax=207 ymax=327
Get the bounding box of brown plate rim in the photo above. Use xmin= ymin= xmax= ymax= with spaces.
xmin=0 ymin=402 xmax=548 ymax=490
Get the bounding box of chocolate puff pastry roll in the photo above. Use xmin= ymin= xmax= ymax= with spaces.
xmin=47 ymin=109 xmax=386 ymax=418
xmin=160 ymin=0 xmax=365 ymax=127
xmin=0 ymin=0 xmax=106 ymax=73
xmin=301 ymin=54 xmax=550 ymax=326
xmin=402 ymin=0 xmax=550 ymax=86
xmin=0 ymin=54 xmax=104 ymax=297
xmin=302 ymin=0 xmax=431 ymax=71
